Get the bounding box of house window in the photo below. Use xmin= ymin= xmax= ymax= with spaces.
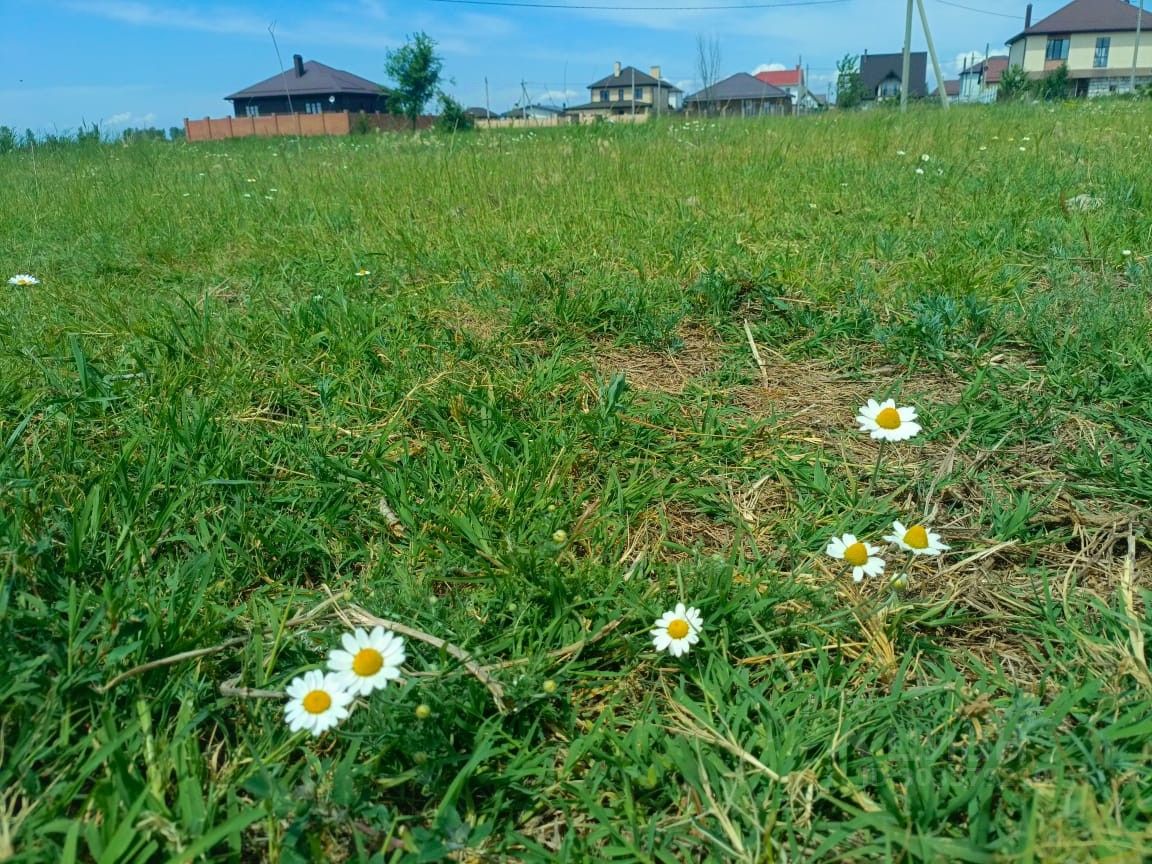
xmin=1094 ymin=37 xmax=1111 ymax=68
xmin=878 ymin=78 xmax=901 ymax=99
xmin=634 ymin=86 xmax=644 ymax=101
xmin=245 ymin=104 xmax=260 ymax=117
xmin=305 ymin=101 xmax=323 ymax=114
xmin=1046 ymin=37 xmax=1069 ymax=61
xmin=599 ymin=88 xmax=610 ymax=102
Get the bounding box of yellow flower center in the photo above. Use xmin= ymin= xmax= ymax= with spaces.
xmin=667 ymin=619 xmax=690 ymax=639
xmin=302 ymin=690 xmax=332 ymax=715
xmin=875 ymin=406 xmax=902 ymax=430
xmin=352 ymin=648 xmax=384 ymax=677
xmin=844 ymin=542 xmax=869 ymax=567
xmin=904 ymin=525 xmax=929 ymax=549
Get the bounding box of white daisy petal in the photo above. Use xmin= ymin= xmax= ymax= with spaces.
xmin=651 ymin=603 xmax=704 ymax=657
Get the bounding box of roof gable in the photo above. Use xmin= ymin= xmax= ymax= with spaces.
xmin=686 ymin=73 xmax=790 ymax=103
xmin=1008 ymin=0 xmax=1147 ymax=43
xmin=227 ymin=60 xmax=385 ymax=100
xmin=860 ymin=51 xmax=928 ymax=97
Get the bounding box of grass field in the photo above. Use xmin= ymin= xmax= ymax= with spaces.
xmin=2 ymin=101 xmax=1151 ymax=862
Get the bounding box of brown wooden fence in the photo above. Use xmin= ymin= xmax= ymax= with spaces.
xmin=183 ymin=112 xmax=433 ymax=141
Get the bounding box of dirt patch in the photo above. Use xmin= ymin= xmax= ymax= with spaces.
xmin=593 ymin=325 xmax=724 ymax=394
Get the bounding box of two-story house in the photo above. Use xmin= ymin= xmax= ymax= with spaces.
xmin=958 ymin=55 xmax=1009 ymax=103
xmin=565 ymin=63 xmax=683 ymax=121
xmin=1006 ymin=0 xmax=1152 ymax=97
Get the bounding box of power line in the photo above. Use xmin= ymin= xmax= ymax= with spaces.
xmin=424 ymin=0 xmax=847 ymax=10
xmin=935 ymin=0 xmax=1024 ymax=19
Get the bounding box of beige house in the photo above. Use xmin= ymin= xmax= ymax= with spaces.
xmin=1007 ymin=0 xmax=1152 ymax=96
xmin=565 ymin=62 xmax=683 ymax=121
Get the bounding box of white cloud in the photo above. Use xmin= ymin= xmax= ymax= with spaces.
xmin=103 ymin=110 xmax=157 ymax=127
xmin=752 ymin=63 xmax=787 ymax=74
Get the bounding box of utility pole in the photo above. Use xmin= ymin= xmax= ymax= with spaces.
xmin=916 ymin=0 xmax=950 ymax=109
xmin=901 ymin=0 xmax=914 ymax=111
xmin=1132 ymin=0 xmax=1145 ymax=93
xmin=631 ymin=66 xmax=636 ymax=119
xmin=484 ymin=76 xmax=491 ymax=128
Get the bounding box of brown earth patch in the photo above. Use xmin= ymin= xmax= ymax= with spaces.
xmin=592 ymin=325 xmax=724 ymax=394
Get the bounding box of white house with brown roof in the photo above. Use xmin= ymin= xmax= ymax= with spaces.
xmin=958 ymin=55 xmax=1009 ymax=103
xmin=1007 ymin=0 xmax=1152 ymax=96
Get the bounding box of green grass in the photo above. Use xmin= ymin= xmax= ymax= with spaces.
xmin=2 ymin=101 xmax=1151 ymax=862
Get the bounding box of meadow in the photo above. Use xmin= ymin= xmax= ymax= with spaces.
xmin=1 ymin=101 xmax=1151 ymax=862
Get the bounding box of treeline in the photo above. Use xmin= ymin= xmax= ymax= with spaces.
xmin=0 ymin=123 xmax=186 ymax=153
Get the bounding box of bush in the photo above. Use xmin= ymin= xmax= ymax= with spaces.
xmin=435 ymin=94 xmax=474 ymax=133
xmin=997 ymin=64 xmax=1031 ymax=102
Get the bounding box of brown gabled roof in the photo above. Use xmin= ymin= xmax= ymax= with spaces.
xmin=932 ymin=80 xmax=961 ymax=98
xmin=1007 ymin=0 xmax=1147 ymax=44
xmin=588 ymin=66 xmax=683 ymax=92
xmin=227 ymin=60 xmax=385 ymax=100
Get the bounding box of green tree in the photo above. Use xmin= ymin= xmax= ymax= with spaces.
xmin=1034 ymin=63 xmax=1070 ymax=101
xmin=435 ymin=94 xmax=474 ymax=133
xmin=384 ymin=32 xmax=444 ymax=130
xmin=997 ymin=64 xmax=1031 ymax=102
xmin=835 ymin=54 xmax=866 ymax=109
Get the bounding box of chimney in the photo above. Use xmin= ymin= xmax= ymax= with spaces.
xmin=293 ymin=54 xmax=305 ymax=77
xmin=614 ymin=61 xmax=621 ymax=77
xmin=1024 ymin=3 xmax=1032 ymax=28
xmin=650 ymin=65 xmax=661 ymax=80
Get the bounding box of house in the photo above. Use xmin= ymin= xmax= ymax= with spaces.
xmin=464 ymin=107 xmax=499 ymax=120
xmin=754 ymin=66 xmax=821 ymax=111
xmin=1006 ymin=0 xmax=1152 ymax=96
xmin=958 ymin=55 xmax=1009 ymax=103
xmin=501 ymin=104 xmax=564 ymax=120
xmin=684 ymin=73 xmax=793 ymax=116
xmin=931 ymin=79 xmax=961 ymax=103
xmin=565 ymin=62 xmax=683 ymax=120
xmin=226 ymin=55 xmax=387 ymax=117
xmin=860 ymin=51 xmax=928 ymax=102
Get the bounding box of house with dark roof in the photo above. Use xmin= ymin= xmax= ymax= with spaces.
xmin=1006 ymin=0 xmax=1152 ymax=96
xmin=684 ymin=73 xmax=793 ymax=117
xmin=859 ymin=51 xmax=928 ymax=103
xmin=754 ymin=66 xmax=820 ymax=111
xmin=931 ymin=79 xmax=961 ymax=103
xmin=958 ymin=55 xmax=1009 ymax=103
xmin=565 ymin=62 xmax=683 ymax=120
xmin=226 ymin=55 xmax=388 ymax=118
xmin=464 ymin=107 xmax=499 ymax=121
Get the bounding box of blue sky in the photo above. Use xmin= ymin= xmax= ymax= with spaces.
xmin=2 ymin=0 xmax=1066 ymax=134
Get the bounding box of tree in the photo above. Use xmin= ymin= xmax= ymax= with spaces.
xmin=835 ymin=54 xmax=866 ymax=109
xmin=435 ymin=93 xmax=474 ymax=133
xmin=696 ymin=35 xmax=722 ymax=114
xmin=384 ymin=32 xmax=443 ymax=130
xmin=1034 ymin=63 xmax=1070 ymax=101
xmin=997 ymin=64 xmax=1030 ymax=102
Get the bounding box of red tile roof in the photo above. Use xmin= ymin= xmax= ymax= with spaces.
xmin=755 ymin=68 xmax=803 ymax=88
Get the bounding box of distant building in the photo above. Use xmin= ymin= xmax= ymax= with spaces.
xmin=464 ymin=107 xmax=500 ymax=120
xmin=958 ymin=55 xmax=1009 ymax=103
xmin=931 ymin=79 xmax=961 ymax=103
xmin=1006 ymin=0 xmax=1152 ymax=96
xmin=859 ymin=51 xmax=928 ymax=102
xmin=501 ymin=104 xmax=564 ymax=120
xmin=225 ymin=55 xmax=387 ymax=118
xmin=565 ymin=62 xmax=683 ymax=120
xmin=754 ymin=66 xmax=820 ymax=111
xmin=684 ymin=74 xmax=793 ymax=116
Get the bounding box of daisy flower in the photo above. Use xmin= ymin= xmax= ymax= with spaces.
xmin=8 ymin=274 xmax=39 ymax=286
xmin=327 ymin=626 xmax=405 ymax=696
xmin=884 ymin=521 xmax=949 ymax=556
xmin=826 ymin=533 xmax=886 ymax=582
xmin=650 ymin=603 xmax=703 ymax=657
xmin=856 ymin=398 xmax=921 ymax=442
xmin=355 ymin=268 xmax=371 ymax=276
xmin=284 ymin=670 xmax=354 ymax=736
